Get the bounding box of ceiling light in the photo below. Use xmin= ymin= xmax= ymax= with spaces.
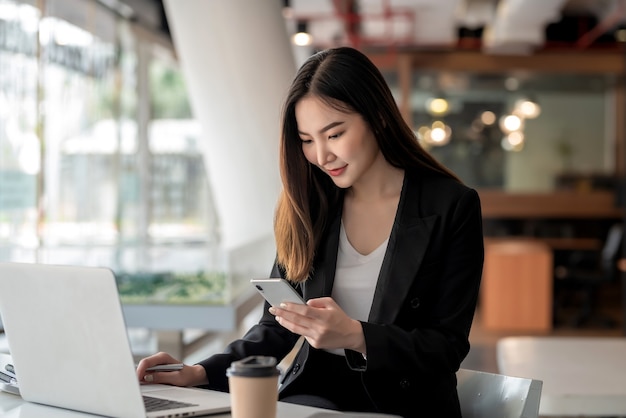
xmin=426 ymin=97 xmax=450 ymax=116
xmin=506 ymin=131 xmax=524 ymax=148
xmin=292 ymin=21 xmax=312 ymax=46
xmin=501 ymin=132 xmax=525 ymax=152
xmin=480 ymin=111 xmax=496 ymax=125
xmin=429 ymin=121 xmax=452 ymax=146
xmin=499 ymin=114 xmax=523 ymax=133
xmin=514 ymin=98 xmax=541 ymax=119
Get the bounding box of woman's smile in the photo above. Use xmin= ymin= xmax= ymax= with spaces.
xmin=327 ymin=165 xmax=347 ymax=176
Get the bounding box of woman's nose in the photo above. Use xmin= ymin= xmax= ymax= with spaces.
xmin=316 ymin=142 xmax=334 ymax=166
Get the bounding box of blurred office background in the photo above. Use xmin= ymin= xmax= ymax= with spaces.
xmin=1 ymin=0 xmax=625 ymax=366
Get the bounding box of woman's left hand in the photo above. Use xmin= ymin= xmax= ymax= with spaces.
xmin=268 ymin=297 xmax=366 ymax=354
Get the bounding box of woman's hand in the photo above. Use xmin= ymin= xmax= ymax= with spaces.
xmin=269 ymin=297 xmax=366 ymax=354
xmin=136 ymin=351 xmax=208 ymax=386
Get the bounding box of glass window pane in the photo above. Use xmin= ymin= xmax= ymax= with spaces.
xmin=0 ymin=0 xmax=40 ymax=261
xmin=40 ymin=2 xmax=121 ymax=266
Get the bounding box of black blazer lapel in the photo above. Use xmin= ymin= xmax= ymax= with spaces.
xmin=369 ymin=174 xmax=438 ymax=324
xmin=303 ymin=212 xmax=341 ymax=300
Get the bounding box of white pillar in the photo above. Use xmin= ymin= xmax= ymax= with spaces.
xmin=163 ymin=0 xmax=296 ymax=253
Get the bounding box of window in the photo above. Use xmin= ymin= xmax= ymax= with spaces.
xmin=0 ymin=0 xmax=225 ymax=303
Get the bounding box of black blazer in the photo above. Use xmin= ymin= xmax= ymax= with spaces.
xmin=198 ymin=169 xmax=484 ymax=418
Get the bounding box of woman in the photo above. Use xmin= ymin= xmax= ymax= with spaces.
xmin=137 ymin=47 xmax=484 ymax=417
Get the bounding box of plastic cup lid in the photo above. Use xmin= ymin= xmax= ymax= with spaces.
xmin=226 ymin=356 xmax=280 ymax=378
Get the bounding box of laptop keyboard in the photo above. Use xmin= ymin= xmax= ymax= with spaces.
xmin=143 ymin=395 xmax=198 ymax=412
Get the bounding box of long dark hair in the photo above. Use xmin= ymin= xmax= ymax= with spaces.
xmin=275 ymin=47 xmax=459 ymax=282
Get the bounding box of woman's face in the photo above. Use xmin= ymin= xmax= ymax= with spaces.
xmin=295 ymin=96 xmax=380 ymax=189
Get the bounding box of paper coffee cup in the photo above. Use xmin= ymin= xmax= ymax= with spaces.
xmin=227 ymin=356 xmax=280 ymax=418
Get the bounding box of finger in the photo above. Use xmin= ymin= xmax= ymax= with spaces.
xmin=269 ymin=303 xmax=310 ymax=320
xmin=306 ymin=297 xmax=334 ymax=308
xmin=279 ymin=301 xmax=310 ymax=314
xmin=136 ymin=352 xmax=180 ymax=379
xmin=273 ymin=304 xmax=318 ymax=325
xmin=142 ymin=370 xmax=180 ymax=384
xmin=275 ymin=314 xmax=314 ymax=337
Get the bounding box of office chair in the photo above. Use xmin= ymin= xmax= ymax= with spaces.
xmin=553 ymin=223 xmax=623 ymax=328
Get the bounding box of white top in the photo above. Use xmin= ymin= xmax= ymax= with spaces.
xmin=325 ymin=222 xmax=388 ymax=356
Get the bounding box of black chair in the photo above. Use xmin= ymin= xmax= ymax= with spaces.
xmin=553 ymin=223 xmax=623 ymax=328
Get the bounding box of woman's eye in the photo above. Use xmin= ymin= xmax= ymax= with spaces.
xmin=328 ymin=132 xmax=342 ymax=140
xmin=300 ymin=138 xmax=312 ymax=144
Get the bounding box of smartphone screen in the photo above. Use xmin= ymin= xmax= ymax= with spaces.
xmin=250 ymin=278 xmax=305 ymax=307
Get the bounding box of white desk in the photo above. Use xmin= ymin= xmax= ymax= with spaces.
xmin=0 ymin=391 xmax=400 ymax=418
xmin=497 ymin=336 xmax=626 ymax=416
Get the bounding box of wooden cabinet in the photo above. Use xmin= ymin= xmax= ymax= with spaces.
xmin=481 ymin=239 xmax=553 ymax=332
xmin=478 ymin=190 xmax=623 ymax=331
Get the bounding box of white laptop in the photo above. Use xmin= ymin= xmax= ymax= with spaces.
xmin=0 ymin=262 xmax=231 ymax=418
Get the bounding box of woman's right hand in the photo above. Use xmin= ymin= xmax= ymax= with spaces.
xmin=136 ymin=351 xmax=209 ymax=387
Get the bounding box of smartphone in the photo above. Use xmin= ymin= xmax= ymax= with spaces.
xmin=145 ymin=363 xmax=184 ymax=372
xmin=250 ymin=278 xmax=305 ymax=307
